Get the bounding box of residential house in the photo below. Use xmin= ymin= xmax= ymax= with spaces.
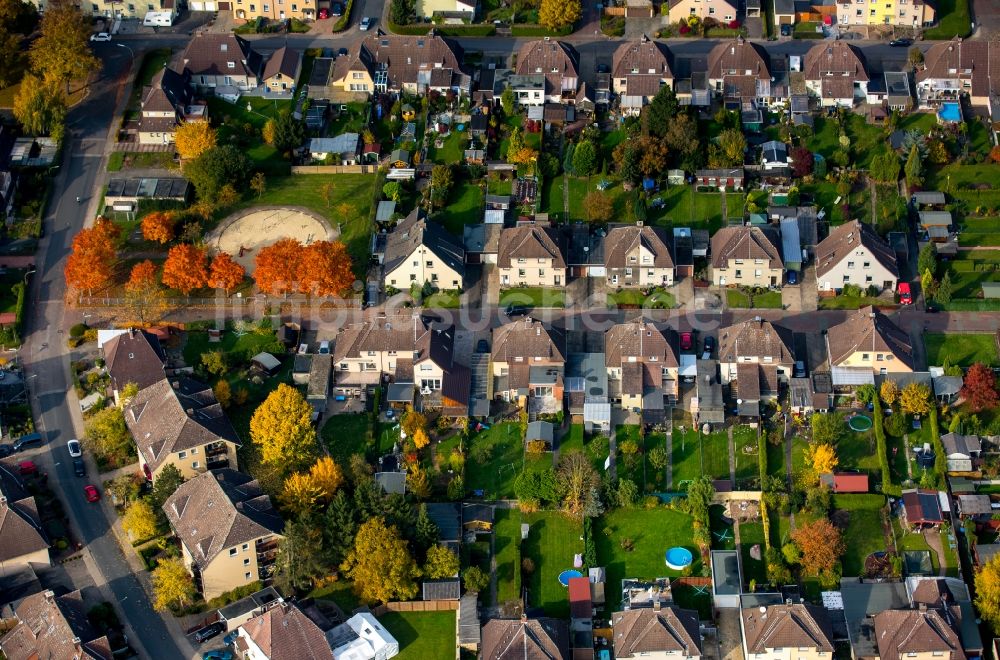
xmin=101 ymin=328 xmax=167 ymax=403
xmin=309 ymin=133 xmax=360 ymax=164
xmin=741 ymin=604 xmax=834 ymax=660
xmin=707 ymin=38 xmax=774 ymax=106
xmin=836 ymin=0 xmax=934 ymax=27
xmin=802 ymin=41 xmax=869 ymax=107
xmin=480 ymin=617 xmax=569 ymax=659
xmin=261 ymin=47 xmax=302 ymax=94
xmin=900 ymin=489 xmax=946 ymax=530
xmin=329 ymin=34 xmax=470 ymax=98
xmin=164 ymin=469 xmax=284 ymax=600
xmin=514 ymin=40 xmax=579 ymax=104
xmin=872 ymin=608 xmax=964 ymax=660
xmin=497 ymin=225 xmax=567 ymax=288
xmin=867 ymin=71 xmax=913 ymax=112
xmin=416 ymin=0 xmax=475 ymax=19
xmin=667 ymin=0 xmax=737 ymax=24
xmin=463 ymin=503 xmax=494 ymax=533
xmin=611 ymin=37 xmax=673 ymax=116
xmin=215 ymin=586 xmax=283 ymax=631
xmin=760 ymin=140 xmax=790 ymax=171
xmin=818 ymin=472 xmax=869 ymax=493
xmin=507 ymin=73 xmax=548 ymax=107
xmin=826 ymin=307 xmax=914 ymax=383
xmin=235 ymin=600 xmax=335 ymax=660
xmin=0 ymin=590 xmax=112 ymax=660
xmin=940 ymin=432 xmax=982 ymax=473
xmin=696 ymin=168 xmax=745 ymax=191
xmin=565 ymin=352 xmax=611 ymax=432
xmin=179 ymin=33 xmax=263 ymax=94
xmin=327 ymin=612 xmax=400 ymax=658
xmin=916 ymin=38 xmax=994 ymax=110
xmin=815 ymin=220 xmax=899 ymax=293
xmin=605 ymin=320 xmax=679 ymax=410
xmin=0 ymin=461 xmax=50 ymax=576
xmin=491 ymin=317 xmax=566 ymax=411
xmin=125 ymin=377 xmax=240 ymax=481
xmin=710 ymin=225 xmax=783 ymax=287
xmin=232 ymin=0 xmax=317 ymax=21
xmin=383 ymin=209 xmax=465 ymax=291
xmin=773 ymin=0 xmax=794 ymax=27
xmin=612 ymin=605 xmax=703 ymax=660
xmin=604 ymin=225 xmax=674 ymax=288
xmin=919 ymin=211 xmax=953 ymax=242
xmin=104 ymin=177 xmax=191 ymax=210
xmin=693 ymin=359 xmax=725 ymax=425
xmin=717 ymin=318 xmax=795 ymax=385
xmin=138 ymin=68 xmax=205 ymax=145
xmin=49 ymin=0 xmax=175 ymax=18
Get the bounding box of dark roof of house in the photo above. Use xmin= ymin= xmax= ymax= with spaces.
xmin=0 ymin=590 xmax=111 ymax=660
xmin=0 ymin=491 xmax=48 ymax=564
xmin=917 ymin=38 xmax=999 ymax=100
xmin=384 ymin=209 xmax=465 ymax=281
xmin=707 ymin=38 xmax=770 ymax=100
xmin=180 ymin=33 xmax=263 ymax=80
xmin=815 ymin=220 xmax=898 ymax=278
xmin=164 ymin=469 xmax=284 ymax=569
xmin=425 ymin=503 xmax=462 ymax=543
xmin=125 ymin=377 xmax=239 ymax=473
xmin=612 ymin=607 xmax=702 ymax=658
xmin=803 ymin=41 xmax=869 ymax=83
xmin=710 ymin=225 xmax=782 ymax=269
xmin=612 ymin=37 xmax=672 ymax=97
xmin=141 ymin=67 xmax=192 ymax=114
xmin=497 ymin=225 xmax=567 ymax=268
xmin=515 ymin=40 xmax=578 ymax=98
xmin=605 ymin=321 xmax=678 ymax=373
xmin=423 ymin=578 xmax=461 ymax=600
xmin=481 ymin=617 xmax=569 ymax=659
xmin=333 ymin=34 xmax=467 ymax=92
xmin=718 ymin=318 xmax=794 ymax=364
xmin=463 ymin=503 xmax=494 ymax=526
xmin=492 ymin=318 xmax=567 ymax=364
xmin=262 ymin=46 xmax=301 ymax=81
xmin=239 ymin=602 xmax=333 ymax=660
xmin=604 ymin=225 xmax=673 ymax=270
xmin=103 ymin=328 xmax=167 ymax=393
xmin=941 ymin=433 xmax=982 ymax=457
xmin=902 ymin=489 xmax=945 ymax=524
xmin=827 ymin=307 xmax=914 ymax=369
xmin=333 ymin=314 xmax=444 ymax=363
xmin=741 ymin=604 xmax=834 ymax=654
xmin=874 ymin=609 xmax=965 ymax=660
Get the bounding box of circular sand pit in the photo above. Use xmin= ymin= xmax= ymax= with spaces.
xmin=209 ymin=206 xmax=336 ymax=274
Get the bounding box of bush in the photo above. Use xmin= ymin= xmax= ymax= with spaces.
xmin=70 ymin=323 xmax=88 ymax=338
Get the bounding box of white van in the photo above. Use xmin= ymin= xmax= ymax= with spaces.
xmin=143 ymin=11 xmax=175 ymax=26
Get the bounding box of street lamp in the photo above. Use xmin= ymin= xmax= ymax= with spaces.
xmin=115 ymin=42 xmax=135 ymax=64
xmin=23 ymin=269 xmax=35 ymax=285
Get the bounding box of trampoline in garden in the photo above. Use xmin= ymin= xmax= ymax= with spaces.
xmin=665 ymin=547 xmax=693 ymax=570
xmin=849 ymin=415 xmax=873 ymax=432
xmin=558 ymin=570 xmax=583 ymax=586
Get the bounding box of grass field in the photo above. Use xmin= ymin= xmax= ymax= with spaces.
xmin=607 ymin=288 xmax=676 ymax=309
xmin=596 ymin=508 xmax=698 ymax=610
xmin=434 ymin=181 xmax=483 ymax=235
xmin=671 ymin=427 xmax=702 ymax=487
xmin=924 ymin=333 xmax=998 ymax=367
xmin=726 ymin=289 xmax=783 ymax=309
xmin=923 ymin=0 xmax=971 ymax=39
xmin=645 ymin=432 xmax=668 ymax=491
xmin=566 ymin=177 xmax=632 ymax=222
xmin=702 ymin=430 xmax=731 ymax=480
xmin=380 ymin=611 xmax=456 ymax=659
xmin=616 ymin=425 xmax=644 ymax=484
xmin=559 ymin=424 xmax=585 ymax=454
xmin=644 ymin=186 xmax=740 ymax=232
xmin=466 ymin=422 xmax=524 ymax=499
xmin=733 ymin=426 xmax=759 ymax=486
xmin=834 ymin=494 xmax=887 ymax=577
xmin=499 ymin=287 xmax=566 ymax=308
xmin=818 ymin=294 xmax=890 ymax=310
xmin=521 ymin=512 xmax=584 ymax=617
xmin=495 ymin=508 xmax=522 ymax=604
xmin=739 ymin=521 xmax=766 ymax=585
xmin=321 ymin=414 xmax=371 ymax=463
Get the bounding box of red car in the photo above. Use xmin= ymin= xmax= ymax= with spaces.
xmin=317 ymin=7 xmax=328 ymax=17
xmin=898 ymin=282 xmax=913 ymax=305
xmin=83 ymin=485 xmax=100 ymax=503
xmin=680 ymin=332 xmax=693 ymax=351
xmin=18 ymin=460 xmax=37 ymax=476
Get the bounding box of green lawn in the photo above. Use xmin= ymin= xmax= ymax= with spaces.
xmin=541 ymin=176 xmax=565 ymax=220
xmin=646 ymin=186 xmax=730 ymax=232
xmin=702 ymin=431 xmax=731 ymax=481
xmin=739 ymin=522 xmax=766 ymax=585
xmin=733 ymin=426 xmax=759 ymax=487
xmin=726 ymin=289 xmax=783 ymax=309
xmin=379 ymin=611 xmax=456 ymax=659
xmin=928 ymin=164 xmax=1000 ymax=214
xmin=234 ymin=174 xmax=376 ymax=279
xmin=495 ymin=508 xmax=522 ymax=604
xmin=710 ymin=504 xmax=736 ymax=551
xmin=559 ymin=424 xmax=585 ymax=455
xmin=838 ymin=429 xmax=881 ymax=474
xmin=466 ymin=422 xmax=524 ymax=499
xmin=182 ymin=326 xmax=285 ymax=367
xmin=671 ymin=427 xmax=702 ymax=488
xmin=607 ymin=288 xmax=676 ymax=309
xmin=321 ymin=414 xmax=372 ymax=464
xmin=645 ymin=432 xmax=668 ymax=491
xmin=818 ymin=295 xmax=891 ymax=310
xmin=923 ymin=0 xmax=971 ymax=39
xmin=924 ymin=333 xmax=998 ymax=367
xmin=767 ymin=438 xmax=786 ymax=479
xmin=521 ymin=512 xmax=584 ymax=617
xmin=426 ymin=130 xmax=468 ymax=165
xmin=834 ymin=494 xmax=887 ymax=577
xmin=499 ymin=287 xmax=566 ymax=308
xmin=616 ymin=425 xmax=644 ymax=484
xmin=807 ymin=114 xmax=889 ymax=170
xmin=435 ymin=181 xmax=483 ymax=234
xmin=327 ymin=102 xmax=369 ymax=136
xmin=597 ymin=508 xmax=699 ymax=610
xmin=566 ymin=177 xmax=632 ymax=222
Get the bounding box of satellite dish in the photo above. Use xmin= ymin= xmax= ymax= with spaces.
xmin=737 ymin=398 xmax=743 ymax=405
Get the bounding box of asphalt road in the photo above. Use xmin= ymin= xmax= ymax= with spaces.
xmin=22 ymin=44 xmax=188 ymax=660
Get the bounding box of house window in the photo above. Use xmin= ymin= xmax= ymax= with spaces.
xmin=244 ymin=558 xmax=250 ymax=565
xmin=230 ymin=548 xmax=238 ymax=556
xmin=426 ymin=261 xmax=433 ymax=268
xmin=862 ymin=353 xmax=870 ymax=361
xmin=629 ymin=256 xmax=637 ymax=263
xmin=735 ymin=259 xmax=744 ymax=265
xmin=340 ymin=363 xmax=349 ymax=370
xmin=708 ymin=6 xmax=715 ymax=13
xmin=227 ymin=62 xmax=235 ymax=69
xmin=735 ymin=270 xmax=742 ymax=278
xmin=517 ymin=257 xmax=526 ymax=264
xmin=863 ymin=261 xmax=870 ymax=268
xmin=642 ymin=255 xmax=650 ymax=263
xmin=192 ymin=461 xmax=200 ymax=469
xmin=625 ymin=268 xmax=633 ymax=276
xmin=877 ymin=354 xmax=885 ymax=361
xmin=410 ymin=274 xmax=417 ymax=281
xmin=539 ymin=269 xmax=546 ymax=276
xmin=843 ymin=275 xmax=851 ymax=283
xmin=242 ymin=543 xmax=249 ymax=550
xmin=847 ymin=261 xmax=855 ymax=269
xmin=178 ymin=451 xmax=187 ymax=459
xmin=518 ymin=269 xmax=526 ymax=277
xmin=263 ymin=3 xmax=269 ymax=9
xmin=245 ymin=572 xmax=252 ymax=580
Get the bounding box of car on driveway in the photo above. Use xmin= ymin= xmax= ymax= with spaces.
xmin=203 ymin=651 xmax=233 ymax=660
xmin=504 ymin=305 xmax=530 ymax=318
xmin=794 ymin=360 xmax=807 ymax=378
xmin=360 ymin=16 xmax=374 ymax=30
xmin=337 ymin=47 xmax=349 ymax=57
xmin=780 ymin=24 xmax=792 ymax=36
xmin=67 ymin=439 xmax=82 ymax=458
xmin=194 ymin=623 xmax=224 ymax=644
xmin=318 ymin=7 xmax=328 ymax=17
xmin=889 ymin=38 xmax=912 ymax=47
xmin=898 ymin=281 xmax=913 ymax=305
xmin=90 ymin=32 xmax=111 ymax=42
xmin=702 ymin=335 xmax=715 ymax=359
xmin=680 ymin=332 xmax=693 ymax=352
xmin=786 ymin=270 xmax=798 ymax=285
xmin=72 ymin=458 xmax=86 ymax=477
xmin=84 ymin=485 xmax=100 ymax=503
xmin=330 ymin=2 xmax=343 ymax=15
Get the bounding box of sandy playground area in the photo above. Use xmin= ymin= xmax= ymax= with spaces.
xmin=209 ymin=206 xmax=336 ymax=274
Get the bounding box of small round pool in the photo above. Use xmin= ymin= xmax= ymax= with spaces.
xmin=665 ymin=547 xmax=693 ymax=570
xmin=849 ymin=414 xmax=873 ymax=432
xmin=558 ymin=569 xmax=583 ymax=586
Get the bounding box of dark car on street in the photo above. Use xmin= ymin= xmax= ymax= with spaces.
xmin=72 ymin=458 xmax=86 ymax=477
xmin=194 ymin=623 xmax=224 ymax=644
xmin=889 ymin=38 xmax=912 ymax=47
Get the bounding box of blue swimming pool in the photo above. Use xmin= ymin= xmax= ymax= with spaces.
xmin=665 ymin=547 xmax=693 ymax=570
xmin=938 ymin=102 xmax=962 ymax=123
xmin=558 ymin=570 xmax=583 ymax=586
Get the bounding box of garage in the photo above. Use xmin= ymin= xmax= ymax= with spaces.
xmin=190 ymin=1 xmax=216 ymax=10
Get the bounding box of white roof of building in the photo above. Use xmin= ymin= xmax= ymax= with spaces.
xmin=97 ymin=328 xmax=131 ymax=348
xmin=327 ymin=613 xmax=398 ymax=660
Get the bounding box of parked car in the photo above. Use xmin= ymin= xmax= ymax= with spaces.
xmin=337 ymin=47 xmax=348 ymax=57
xmin=203 ymin=651 xmax=233 ymax=660
xmin=90 ymin=32 xmax=112 ymax=42
xmin=360 ymin=16 xmax=374 ymax=30
xmin=680 ymin=332 xmax=693 ymax=352
xmin=83 ymin=485 xmax=100 ymax=503
xmin=318 ymin=7 xmax=329 ymax=18
xmin=898 ymin=281 xmax=913 ymax=305
xmin=194 ymin=623 xmax=224 ymax=644
xmin=786 ymin=270 xmax=798 ymax=285
xmin=67 ymin=439 xmax=82 ymax=458
xmin=319 ymin=340 xmax=330 ymax=354
xmin=476 ymin=339 xmax=490 ymax=353
xmin=72 ymin=458 xmax=86 ymax=477
xmin=504 ymin=305 xmax=530 ymax=318
xmin=702 ymin=336 xmax=715 ymax=359
xmin=889 ymin=38 xmax=912 ymax=47
xmin=780 ymin=24 xmax=791 ymax=36
xmin=18 ymin=461 xmax=37 ymax=476
xmin=13 ymin=433 xmax=43 ymax=452
xmin=330 ymin=2 xmax=344 ymax=15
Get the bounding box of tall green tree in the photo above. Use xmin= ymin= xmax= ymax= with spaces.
xmin=414 ymin=503 xmax=439 ymax=556
xmin=715 ymin=128 xmax=747 ymax=167
xmin=28 ymin=0 xmax=97 ymax=93
xmin=430 ymin=165 xmax=453 ymax=209
xmin=275 ymin=515 xmax=330 ymax=592
xmin=12 ymin=74 xmax=66 ymax=141
xmin=323 ymin=490 xmax=357 ymax=569
xmin=904 ymin=144 xmax=923 ymax=187
xmin=644 ymin=85 xmax=679 ymax=137
xmin=183 ymin=145 xmax=251 ymax=202
xmin=342 ymin=517 xmax=420 ymax=603
xmin=500 ymin=86 xmax=515 ymax=116
xmin=934 ymin=270 xmax=953 ymax=304
xmin=870 ymin=150 xmax=901 ymax=183
xmin=0 ymin=0 xmax=38 ymax=89
xmin=572 ymin=140 xmax=597 ymax=177
xmin=262 ymin=110 xmax=306 ymax=153
xmin=917 ymin=243 xmax=938 ymax=279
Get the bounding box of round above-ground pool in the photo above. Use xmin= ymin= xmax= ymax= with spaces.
xmin=849 ymin=415 xmax=873 ymax=432
xmin=665 ymin=547 xmax=693 ymax=570
xmin=558 ymin=569 xmax=583 ymax=586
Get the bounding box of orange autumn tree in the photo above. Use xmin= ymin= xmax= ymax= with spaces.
xmin=141 ymin=212 xmax=175 ymax=244
xmin=127 ymin=260 xmax=158 ymax=290
xmin=64 ymin=217 xmax=121 ymax=295
xmin=208 ymin=252 xmax=245 ymax=294
xmin=124 ymin=260 xmax=166 ymax=323
xmin=299 ymin=240 xmax=354 ymax=296
xmin=161 ymin=244 xmax=209 ymax=294
xmin=254 ymin=238 xmax=303 ymax=296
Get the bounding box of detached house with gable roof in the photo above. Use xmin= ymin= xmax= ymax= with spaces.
xmin=873 ymin=608 xmax=965 ymax=660
xmin=707 ymin=38 xmax=775 ymax=106
xmin=138 ymin=68 xmax=206 ymax=146
xmin=497 ymin=225 xmax=567 ymax=288
xmin=611 ymin=37 xmax=674 ymax=116
xmin=667 ymin=0 xmax=737 ymax=24
xmin=164 ymin=469 xmax=284 ymax=600
xmin=605 ymin=320 xmax=679 ymax=410
xmin=0 ymin=460 xmax=50 ymax=577
xmin=741 ymin=603 xmax=834 ymax=660
xmin=125 ymin=377 xmax=241 ymax=481
xmin=234 ymin=601 xmax=338 ymax=660
xmin=0 ymin=590 xmax=113 ymax=660
xmin=710 ymin=225 xmax=783 ymax=287
xmin=802 ymin=41 xmax=870 ymax=108
xmin=915 ymin=38 xmax=998 ymax=111
xmin=491 ymin=318 xmax=566 ymax=412
xmin=383 ymin=209 xmax=465 ymax=292
xmin=604 ymin=225 xmax=674 ymax=288
xmin=179 ymin=33 xmax=263 ymax=95
xmin=260 ymin=46 xmax=302 ymax=95
xmin=612 ymin=606 xmax=703 ymax=660
xmin=826 ymin=307 xmax=913 ymax=386
xmin=815 ymin=220 xmax=898 ymax=293
xmin=480 ymin=617 xmax=569 ymax=660
xmin=101 ymin=328 xmax=167 ymax=403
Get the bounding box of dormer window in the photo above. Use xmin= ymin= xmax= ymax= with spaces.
xmin=227 ymin=62 xmax=235 ymax=69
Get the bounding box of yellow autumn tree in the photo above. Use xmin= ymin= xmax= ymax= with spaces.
xmin=309 ymin=456 xmax=344 ymax=501
xmin=880 ymin=380 xmax=899 ymax=406
xmin=538 ymin=0 xmax=581 ymax=30
xmin=152 ymin=558 xmax=195 ymax=611
xmin=342 ymin=517 xmax=420 ymax=604
xmin=279 ymin=472 xmax=323 ymax=517
xmin=175 ymin=121 xmax=217 ymax=161
xmin=975 ymin=554 xmax=1000 ymax=631
xmin=250 ymin=384 xmax=317 ymax=473
xmin=121 ymin=498 xmax=158 ymax=542
xmin=900 ymin=382 xmax=931 ymax=416
xmin=807 ymin=443 xmax=839 ymax=475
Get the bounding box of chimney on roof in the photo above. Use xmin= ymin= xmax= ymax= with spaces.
xmin=236 ymin=501 xmax=244 ymax=510
xmin=653 ymin=597 xmax=661 ymax=611
xmin=521 ymin=612 xmax=528 ymax=623
xmin=918 ymin=602 xmax=927 ymax=612
xmin=187 ymin=408 xmax=194 ymax=415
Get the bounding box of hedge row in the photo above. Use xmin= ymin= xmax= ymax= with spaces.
xmin=510 ymin=23 xmax=573 ymax=36
xmin=930 ymin=406 xmax=947 ymax=489
xmin=873 ymin=403 xmax=901 ymax=496
xmin=387 ymin=21 xmax=496 ymax=35
xmin=331 ymin=0 xmax=354 ymax=32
